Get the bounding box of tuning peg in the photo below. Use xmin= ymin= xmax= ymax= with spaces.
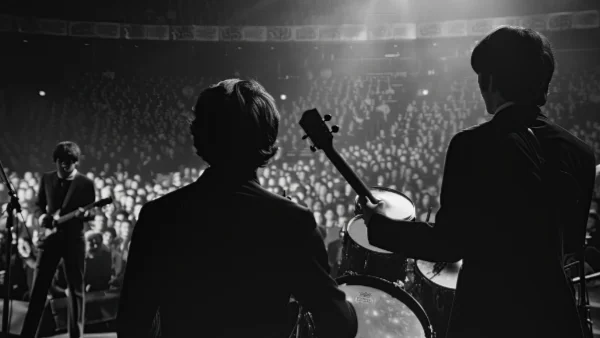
xmin=323 ymin=114 xmax=332 ymax=122
xmin=331 ymin=125 xmax=339 ymax=133
xmin=302 ymin=134 xmax=309 ymax=140
xmin=310 ymin=145 xmax=317 ymax=152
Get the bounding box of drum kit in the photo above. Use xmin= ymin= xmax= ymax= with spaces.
xmin=295 ymin=110 xmax=462 ymax=338
xmin=293 ymin=187 xmax=462 ymax=338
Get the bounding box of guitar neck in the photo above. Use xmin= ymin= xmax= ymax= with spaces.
xmin=324 ymin=147 xmax=378 ymax=204
xmin=56 ymin=201 xmax=96 ymax=225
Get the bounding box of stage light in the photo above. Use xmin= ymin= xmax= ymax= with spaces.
xmin=423 ymin=89 xmax=429 ymax=95
xmin=280 ymin=94 xmax=287 ymax=100
xmin=39 ymin=91 xmax=46 ymax=97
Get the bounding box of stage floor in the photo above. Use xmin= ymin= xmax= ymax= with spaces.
xmin=49 ymin=334 xmax=116 ymax=338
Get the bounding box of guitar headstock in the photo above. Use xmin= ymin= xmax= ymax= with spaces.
xmin=299 ymin=109 xmax=340 ymax=153
xmin=95 ymin=197 xmax=113 ymax=208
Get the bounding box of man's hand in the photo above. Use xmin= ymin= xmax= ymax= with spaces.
xmin=357 ymin=196 xmax=386 ymax=225
xmin=75 ymin=208 xmax=89 ymax=220
xmin=39 ymin=214 xmax=55 ymax=229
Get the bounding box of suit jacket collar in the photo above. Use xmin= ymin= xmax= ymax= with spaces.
xmin=196 ymin=167 xmax=259 ymax=186
xmin=491 ymin=103 xmax=541 ymax=131
xmin=494 ymin=101 xmax=515 ymax=115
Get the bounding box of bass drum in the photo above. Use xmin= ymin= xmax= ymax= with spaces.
xmin=294 ymin=275 xmax=434 ymax=338
xmin=411 ymin=260 xmax=462 ymax=338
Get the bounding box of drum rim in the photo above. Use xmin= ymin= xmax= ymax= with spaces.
xmin=346 ymin=215 xmax=393 ymax=254
xmin=335 ymin=274 xmax=434 ymax=338
xmin=354 ymin=185 xmax=417 ymax=209
xmin=414 ymin=260 xmax=460 ymax=291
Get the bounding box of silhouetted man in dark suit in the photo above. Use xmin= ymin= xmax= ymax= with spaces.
xmin=117 ymin=79 xmax=357 ymax=338
xmin=361 ymin=26 xmax=595 ymax=338
xmin=22 ymin=141 xmax=96 ymax=338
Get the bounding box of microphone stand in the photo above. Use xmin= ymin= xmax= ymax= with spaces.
xmin=0 ymin=159 xmax=20 ymax=338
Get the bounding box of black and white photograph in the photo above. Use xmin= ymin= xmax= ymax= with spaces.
xmin=0 ymin=0 xmax=599 ymax=337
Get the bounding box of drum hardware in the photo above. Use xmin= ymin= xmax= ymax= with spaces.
xmin=292 ymin=275 xmax=435 ymax=338
xmin=412 ymin=260 xmax=461 ymax=338
xmin=569 ymin=245 xmax=595 ymax=338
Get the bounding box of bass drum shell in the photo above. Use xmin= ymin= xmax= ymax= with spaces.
xmin=294 ymin=275 xmax=434 ymax=338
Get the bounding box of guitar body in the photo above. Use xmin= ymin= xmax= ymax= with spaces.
xmin=37 ymin=210 xmax=61 ymax=243
xmin=36 ymin=197 xmax=113 ymax=245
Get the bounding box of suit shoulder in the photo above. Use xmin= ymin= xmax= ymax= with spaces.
xmin=257 ymin=184 xmax=312 ymax=212
xmin=42 ymin=171 xmax=56 ymax=179
xmin=252 ymin=184 xmax=316 ymax=227
xmin=141 ymin=182 xmax=195 ymax=212
xmin=460 ymin=120 xmax=493 ymax=138
xmin=76 ymin=172 xmax=94 ymax=184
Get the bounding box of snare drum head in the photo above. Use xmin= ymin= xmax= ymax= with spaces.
xmin=355 ymin=187 xmax=416 ymax=221
xmin=347 ymin=217 xmax=391 ymax=254
xmin=337 ymin=275 xmax=431 ymax=338
xmin=416 ymin=260 xmax=462 ymax=290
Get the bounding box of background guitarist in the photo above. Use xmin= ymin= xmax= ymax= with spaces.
xmin=22 ymin=141 xmax=95 ymax=338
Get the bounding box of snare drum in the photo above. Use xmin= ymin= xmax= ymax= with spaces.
xmin=294 ymin=275 xmax=434 ymax=338
xmin=340 ymin=187 xmax=416 ymax=284
xmin=354 ymin=186 xmax=416 ymax=222
xmin=411 ymin=260 xmax=462 ymax=338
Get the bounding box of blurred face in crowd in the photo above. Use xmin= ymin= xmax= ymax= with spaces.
xmin=95 ymin=178 xmax=104 ymax=190
xmin=324 ymin=209 xmax=334 ymax=222
xmin=103 ymin=231 xmax=114 ymax=247
xmin=345 ymin=183 xmax=352 ymax=196
xmin=319 ymin=185 xmax=327 ymax=197
xmin=313 ymin=201 xmax=323 ymax=212
xmin=120 ymin=220 xmax=133 ymax=241
xmin=416 ymin=179 xmax=424 ymax=190
xmin=17 ymin=189 xmax=25 ymax=201
xmin=304 ymin=196 xmax=313 ymax=209
xmin=325 ymin=192 xmax=333 ymax=204
xmin=92 ymin=215 xmax=106 ymax=233
xmin=125 ymin=196 xmax=135 ymax=211
xmin=313 ymin=211 xmax=322 ymax=225
xmin=422 ymin=194 xmax=431 ymax=209
xmin=336 ymin=204 xmax=346 ymax=218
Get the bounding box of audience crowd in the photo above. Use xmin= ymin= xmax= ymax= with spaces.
xmin=0 ymin=62 xmax=598 ymax=300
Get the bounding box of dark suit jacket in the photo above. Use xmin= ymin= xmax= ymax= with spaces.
xmin=368 ymin=104 xmax=596 ymax=338
xmin=35 ymin=171 xmax=96 ymax=234
xmin=117 ymin=167 xmax=357 ymax=338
